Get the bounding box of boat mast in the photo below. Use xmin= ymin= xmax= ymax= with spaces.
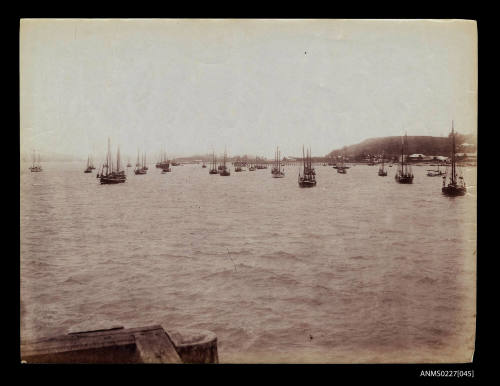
xmin=451 ymin=121 xmax=456 ymax=185
xmin=401 ymin=135 xmax=404 ymax=175
xmin=106 ymin=138 xmax=111 ymax=175
xmin=117 ymin=146 xmax=121 ymax=172
xmin=302 ymin=145 xmax=305 ymax=176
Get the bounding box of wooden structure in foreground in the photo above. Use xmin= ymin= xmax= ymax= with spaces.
xmin=21 ymin=325 xmax=218 ymax=364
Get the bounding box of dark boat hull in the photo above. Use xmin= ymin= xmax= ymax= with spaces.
xmin=395 ymin=175 xmax=413 ymax=184
xmin=100 ymin=176 xmax=126 ymax=184
xmin=298 ymin=180 xmax=316 ymax=187
xmin=442 ymin=186 xmax=466 ymax=196
xmin=220 ymin=171 xmax=230 ymax=176
xmin=378 ymin=171 xmax=387 ymax=176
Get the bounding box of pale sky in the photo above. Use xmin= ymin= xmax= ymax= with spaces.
xmin=20 ymin=19 xmax=477 ymax=160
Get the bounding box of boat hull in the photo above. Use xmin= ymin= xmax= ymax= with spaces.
xmin=395 ymin=175 xmax=414 ymax=184
xmin=298 ymin=180 xmax=316 ymax=187
xmin=100 ymin=176 xmax=126 ymax=184
xmin=442 ymin=186 xmax=466 ymax=196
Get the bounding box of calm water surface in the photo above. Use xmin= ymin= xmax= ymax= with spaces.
xmin=20 ymin=162 xmax=477 ymax=363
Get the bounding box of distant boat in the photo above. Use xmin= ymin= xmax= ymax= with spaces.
xmin=337 ymin=155 xmax=347 ymax=174
xmin=271 ymin=147 xmax=285 ymax=178
xmin=156 ymin=148 xmax=171 ymax=171
xmin=84 ymin=155 xmax=93 ymax=173
xmin=134 ymin=152 xmax=147 ymax=175
xmin=248 ymin=157 xmax=257 ymax=171
xmin=234 ymin=162 xmax=242 ymax=172
xmin=157 ymin=150 xmax=171 ymax=172
xmin=427 ymin=162 xmax=444 ymax=177
xmin=98 ymin=139 xmax=126 ymax=184
xmin=29 ymin=150 xmax=43 ymax=172
xmin=298 ymin=146 xmax=317 ymax=187
xmin=394 ymin=133 xmax=414 ymax=184
xmin=220 ymin=148 xmax=230 ymax=176
xmin=442 ymin=121 xmax=466 ymax=196
xmin=202 ymin=161 xmax=207 ymax=168
xmin=209 ymin=152 xmax=218 ymax=174
xmin=378 ymin=152 xmax=387 ymax=176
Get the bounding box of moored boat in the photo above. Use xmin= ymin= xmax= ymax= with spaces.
xmin=29 ymin=150 xmax=43 ymax=172
xmin=209 ymin=152 xmax=218 ymax=174
xmin=395 ymin=133 xmax=414 ymax=184
xmin=442 ymin=121 xmax=466 ymax=196
xmin=271 ymin=147 xmax=285 ymax=178
xmin=378 ymin=152 xmax=387 ymax=176
xmin=298 ymin=146 xmax=316 ymax=187
xmin=98 ymin=139 xmax=126 ymax=184
xmin=84 ymin=155 xmax=93 ymax=173
xmin=219 ymin=148 xmax=230 ymax=176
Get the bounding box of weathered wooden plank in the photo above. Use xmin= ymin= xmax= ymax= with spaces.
xmin=134 ymin=329 xmax=182 ymax=364
xmin=21 ymin=333 xmax=135 ymax=358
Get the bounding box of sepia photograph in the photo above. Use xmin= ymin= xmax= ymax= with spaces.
xmin=20 ymin=18 xmax=477 ymax=365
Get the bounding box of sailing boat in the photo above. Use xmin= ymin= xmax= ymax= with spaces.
xmin=249 ymin=156 xmax=256 ymax=171
xmin=99 ymin=138 xmax=126 ymax=184
xmin=84 ymin=155 xmax=93 ymax=173
xmin=378 ymin=152 xmax=387 ymax=176
xmin=271 ymin=147 xmax=285 ymax=178
xmin=158 ymin=149 xmax=171 ymax=172
xmin=394 ymin=133 xmax=414 ymax=184
xmin=135 ymin=152 xmax=147 ymax=175
xmin=90 ymin=156 xmax=96 ymax=169
xmin=202 ymin=160 xmax=207 ymax=168
xmin=220 ymin=148 xmax=230 ymax=176
xmin=442 ymin=121 xmax=466 ymax=196
xmin=29 ymin=150 xmax=42 ymax=172
xmin=209 ymin=152 xmax=218 ymax=174
xmin=135 ymin=151 xmax=140 ymax=167
xmin=126 ymin=158 xmax=132 ymax=168
xmin=337 ymin=155 xmax=347 ymax=174
xmin=298 ymin=146 xmax=317 ymax=187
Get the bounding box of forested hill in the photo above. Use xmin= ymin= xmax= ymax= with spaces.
xmin=327 ymin=133 xmax=477 ymax=160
